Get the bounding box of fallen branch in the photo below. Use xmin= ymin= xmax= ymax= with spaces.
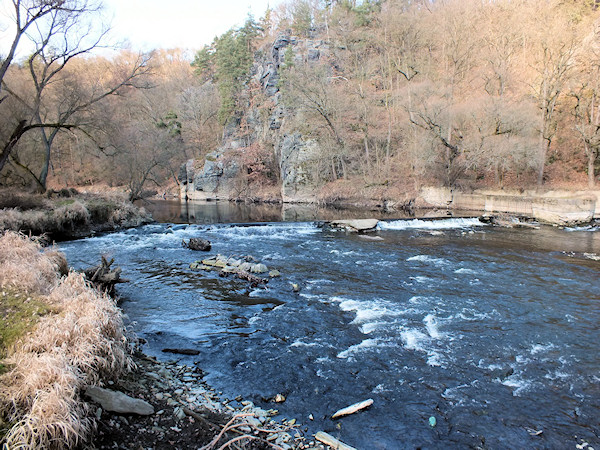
xmin=182 ymin=407 xmax=220 ymax=432
xmin=83 ymin=255 xmax=125 ymax=295
xmin=200 ymin=413 xmax=253 ymax=450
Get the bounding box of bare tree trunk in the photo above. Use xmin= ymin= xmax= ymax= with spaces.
xmin=587 ymin=143 xmax=596 ymax=188
xmin=537 ymin=126 xmax=549 ymax=186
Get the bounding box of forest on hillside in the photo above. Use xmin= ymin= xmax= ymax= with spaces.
xmin=1 ymin=0 xmax=600 ymax=202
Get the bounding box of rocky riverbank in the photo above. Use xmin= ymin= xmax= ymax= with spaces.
xmin=89 ymin=350 xmax=324 ymax=450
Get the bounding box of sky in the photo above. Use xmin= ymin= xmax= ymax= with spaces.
xmin=0 ymin=0 xmax=283 ymax=58
xmin=101 ymin=0 xmax=281 ymax=51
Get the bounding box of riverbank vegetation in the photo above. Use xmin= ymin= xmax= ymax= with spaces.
xmin=0 ymin=189 xmax=151 ymax=240
xmin=2 ymin=0 xmax=600 ymax=204
xmin=0 ymin=232 xmax=132 ymax=448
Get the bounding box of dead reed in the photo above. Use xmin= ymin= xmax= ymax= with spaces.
xmin=0 ymin=232 xmax=132 ymax=449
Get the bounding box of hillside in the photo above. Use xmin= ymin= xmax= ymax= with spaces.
xmin=180 ymin=0 xmax=600 ymax=206
xmin=1 ymin=0 xmax=599 ymax=204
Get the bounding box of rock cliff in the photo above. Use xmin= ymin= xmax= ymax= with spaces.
xmin=180 ymin=34 xmax=329 ymax=203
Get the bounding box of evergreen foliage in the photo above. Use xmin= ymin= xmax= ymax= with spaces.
xmin=192 ymin=14 xmax=262 ymax=124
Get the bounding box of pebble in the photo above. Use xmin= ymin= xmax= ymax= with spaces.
xmin=246 ymin=417 xmax=262 ymax=428
xmin=174 ymin=407 xmax=186 ymax=420
xmin=154 ymin=393 xmax=164 ymax=400
xmin=174 ymin=389 xmax=184 ymax=395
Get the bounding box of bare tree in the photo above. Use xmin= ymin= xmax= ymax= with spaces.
xmin=0 ymin=0 xmax=152 ymax=190
xmin=0 ymin=0 xmax=91 ymax=95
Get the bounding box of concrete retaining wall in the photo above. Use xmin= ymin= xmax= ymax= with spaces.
xmin=419 ymin=187 xmax=599 ymax=225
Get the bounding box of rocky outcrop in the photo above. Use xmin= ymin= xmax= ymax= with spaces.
xmin=180 ymin=34 xmax=329 ymax=203
xmin=279 ymin=134 xmax=321 ymax=202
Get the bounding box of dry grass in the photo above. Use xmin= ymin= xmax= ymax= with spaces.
xmin=0 ymin=232 xmax=133 ymax=449
xmin=52 ymin=200 xmax=91 ymax=232
xmin=0 ymin=233 xmax=59 ymax=295
xmin=0 ymin=192 xmax=151 ymax=239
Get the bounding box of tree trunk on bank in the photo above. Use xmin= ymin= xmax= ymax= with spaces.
xmin=588 ymin=143 xmax=597 ymax=188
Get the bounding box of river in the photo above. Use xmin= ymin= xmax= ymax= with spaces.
xmin=60 ymin=200 xmax=600 ymax=449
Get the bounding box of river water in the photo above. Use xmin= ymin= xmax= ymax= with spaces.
xmin=60 ymin=201 xmax=600 ymax=449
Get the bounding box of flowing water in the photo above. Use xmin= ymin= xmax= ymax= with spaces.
xmin=60 ymin=202 xmax=600 ymax=449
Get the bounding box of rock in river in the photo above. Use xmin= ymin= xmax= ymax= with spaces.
xmin=182 ymin=238 xmax=212 ymax=251
xmin=328 ymin=219 xmax=379 ymax=233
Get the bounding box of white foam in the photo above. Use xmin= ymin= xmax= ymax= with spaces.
xmin=337 ymin=298 xmax=406 ymax=325
xmin=424 ymin=314 xmax=442 ymax=339
xmin=427 ymin=352 xmax=444 ymax=367
xmin=372 ymin=384 xmax=389 ymax=393
xmin=337 ymin=339 xmax=379 ymax=359
xmin=407 ymin=255 xmax=448 ymax=266
xmin=409 ymin=276 xmax=432 ymax=284
xmin=400 ymin=328 xmax=429 ymax=352
xmin=214 ymin=223 xmax=318 ymax=241
xmin=565 ymin=225 xmax=599 ymax=232
xmin=545 ymin=370 xmax=570 ymax=381
xmin=409 ymin=295 xmax=427 ymax=304
xmin=454 ymin=268 xmax=478 ymax=274
xmin=530 ymin=343 xmax=556 ymax=355
xmin=290 ymin=340 xmax=321 ymax=348
xmin=379 ymin=217 xmax=485 ymax=230
xmin=360 ymin=322 xmax=382 ymax=334
xmin=306 ymin=279 xmax=334 ymax=285
xmin=501 ymin=376 xmax=534 ymax=396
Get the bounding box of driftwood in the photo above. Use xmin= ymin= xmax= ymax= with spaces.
xmin=234 ymin=270 xmax=268 ymax=288
xmin=182 ymin=238 xmax=212 ymax=251
xmin=83 ymin=256 xmax=125 ymax=295
xmin=331 ymin=398 xmax=374 ymax=419
xmin=315 ymin=431 xmax=356 ymax=450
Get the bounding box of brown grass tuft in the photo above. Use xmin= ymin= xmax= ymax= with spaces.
xmin=0 ymin=231 xmax=133 ymax=449
xmin=0 ymin=232 xmax=58 ymax=295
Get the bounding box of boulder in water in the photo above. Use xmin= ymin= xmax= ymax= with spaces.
xmin=328 ymin=219 xmax=379 ymax=233
xmin=182 ymin=238 xmax=211 ymax=251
